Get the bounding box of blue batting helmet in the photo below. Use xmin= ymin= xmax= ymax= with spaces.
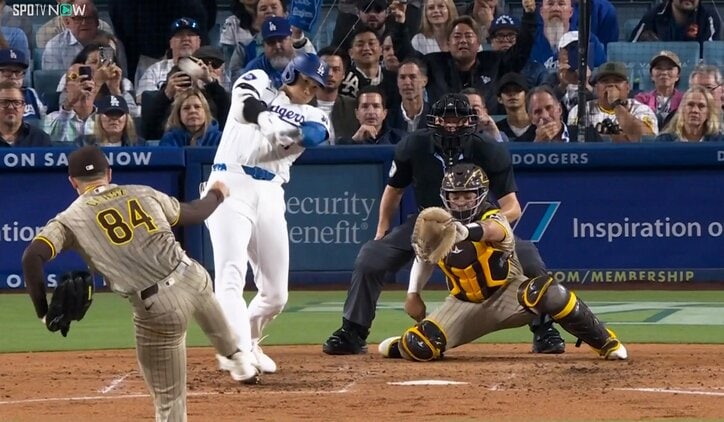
xmin=281 ymin=52 xmax=329 ymax=87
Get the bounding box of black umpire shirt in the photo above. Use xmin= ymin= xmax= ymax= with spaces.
xmin=387 ymin=128 xmax=517 ymax=209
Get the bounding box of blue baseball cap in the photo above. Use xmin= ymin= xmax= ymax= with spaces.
xmin=0 ymin=48 xmax=28 ymax=69
xmin=489 ymin=15 xmax=520 ymax=36
xmin=262 ymin=16 xmax=292 ymax=41
xmin=170 ymin=17 xmax=201 ymax=38
xmin=95 ymin=95 xmax=129 ymax=115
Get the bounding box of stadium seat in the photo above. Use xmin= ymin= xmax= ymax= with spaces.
xmin=702 ymin=41 xmax=724 ymax=65
xmin=607 ymin=41 xmax=701 ymax=66
xmin=33 ymin=49 xmax=43 ymax=70
xmin=622 ymin=18 xmax=640 ymax=41
xmin=32 ymin=69 xmax=64 ymax=112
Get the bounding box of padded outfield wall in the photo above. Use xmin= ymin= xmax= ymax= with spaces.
xmin=0 ymin=143 xmax=722 ymax=290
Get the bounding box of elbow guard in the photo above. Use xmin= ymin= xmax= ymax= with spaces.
xmin=241 ymin=96 xmax=267 ymax=124
xmin=299 ymin=121 xmax=328 ymax=147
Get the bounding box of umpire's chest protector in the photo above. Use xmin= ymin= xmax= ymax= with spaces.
xmin=439 ymin=241 xmax=511 ymax=303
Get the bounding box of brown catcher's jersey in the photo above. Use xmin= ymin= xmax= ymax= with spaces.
xmin=438 ymin=209 xmax=524 ymax=303
xmin=34 ymin=184 xmax=186 ymax=295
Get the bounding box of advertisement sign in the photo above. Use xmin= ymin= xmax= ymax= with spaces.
xmin=514 ymin=169 xmax=723 ymax=283
xmin=0 ymin=149 xmax=184 ymax=290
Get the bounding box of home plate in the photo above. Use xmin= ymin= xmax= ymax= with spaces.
xmin=387 ymin=380 xmax=469 ymax=386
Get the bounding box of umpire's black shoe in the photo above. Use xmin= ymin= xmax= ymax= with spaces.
xmin=323 ymin=328 xmax=368 ymax=355
xmin=532 ymin=325 xmax=566 ymax=354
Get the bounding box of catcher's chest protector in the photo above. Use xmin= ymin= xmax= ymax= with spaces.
xmin=440 ymin=241 xmax=511 ymax=303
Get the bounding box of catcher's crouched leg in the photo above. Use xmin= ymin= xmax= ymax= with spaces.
xmin=394 ymin=319 xmax=448 ymax=362
xmin=517 ymin=276 xmax=627 ymax=360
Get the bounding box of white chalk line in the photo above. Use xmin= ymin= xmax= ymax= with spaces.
xmin=615 ymin=387 xmax=724 ymax=397
xmin=99 ymin=372 xmax=133 ymax=394
xmin=0 ymin=386 xmax=357 ymax=406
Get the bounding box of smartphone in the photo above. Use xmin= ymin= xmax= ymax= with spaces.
xmin=176 ymin=71 xmax=192 ymax=88
xmin=79 ymin=65 xmax=93 ymax=79
xmin=99 ymin=46 xmax=114 ymax=65
xmin=566 ymin=41 xmax=595 ymax=73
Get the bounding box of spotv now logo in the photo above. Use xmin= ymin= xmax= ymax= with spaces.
xmin=12 ymin=3 xmax=86 ymax=17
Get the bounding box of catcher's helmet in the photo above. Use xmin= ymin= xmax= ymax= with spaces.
xmin=427 ymin=94 xmax=479 ymax=165
xmin=281 ymin=52 xmax=329 ymax=87
xmin=440 ymin=163 xmax=489 ymax=223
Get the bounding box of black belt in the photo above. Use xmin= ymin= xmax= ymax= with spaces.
xmin=140 ymin=284 xmax=158 ymax=300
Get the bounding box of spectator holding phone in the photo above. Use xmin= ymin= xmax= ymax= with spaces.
xmin=159 ymin=89 xmax=221 ymax=147
xmin=74 ymin=95 xmax=143 ymax=146
xmin=56 ymin=42 xmax=140 ymax=117
xmin=142 ymin=50 xmax=231 ymax=140
xmin=43 ymin=63 xmax=97 ymax=144
xmin=553 ymin=31 xmax=594 ymax=120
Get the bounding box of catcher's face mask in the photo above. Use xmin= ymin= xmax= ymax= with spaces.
xmin=440 ymin=163 xmax=490 ymax=223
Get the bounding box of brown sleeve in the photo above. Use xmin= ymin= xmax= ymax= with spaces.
xmin=177 ymin=189 xmax=225 ymax=225
xmin=22 ymin=240 xmax=54 ymax=318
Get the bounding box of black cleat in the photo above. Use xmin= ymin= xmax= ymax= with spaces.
xmin=532 ymin=325 xmax=566 ymax=354
xmin=323 ymin=328 xmax=368 ymax=355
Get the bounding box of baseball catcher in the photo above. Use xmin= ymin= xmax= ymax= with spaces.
xmin=380 ymin=163 xmax=628 ymax=362
xmin=45 ymin=271 xmax=94 ymax=337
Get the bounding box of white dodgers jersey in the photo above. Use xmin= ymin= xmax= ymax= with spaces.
xmin=214 ymin=69 xmax=331 ymax=183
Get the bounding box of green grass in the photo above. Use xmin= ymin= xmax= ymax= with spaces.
xmin=2 ymin=290 xmax=724 ymax=353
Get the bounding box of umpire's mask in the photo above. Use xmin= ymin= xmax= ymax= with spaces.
xmin=427 ymin=94 xmax=479 ymax=166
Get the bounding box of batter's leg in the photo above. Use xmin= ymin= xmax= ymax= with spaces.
xmin=206 ymin=199 xmax=254 ymax=353
xmin=245 ymin=184 xmax=288 ymax=372
xmin=323 ymin=216 xmax=417 ymax=355
xmin=516 ymin=238 xmax=566 ymax=354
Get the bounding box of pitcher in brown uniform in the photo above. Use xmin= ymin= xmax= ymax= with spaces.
xmin=378 ymin=163 xmax=629 ymax=362
xmin=22 ymin=146 xmax=261 ymax=422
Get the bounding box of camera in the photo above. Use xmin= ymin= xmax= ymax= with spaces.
xmin=99 ymin=46 xmax=114 ymax=65
xmin=596 ymin=118 xmax=622 ymax=135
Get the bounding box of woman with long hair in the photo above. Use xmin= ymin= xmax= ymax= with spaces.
xmin=656 ymin=86 xmax=724 ymax=142
xmin=75 ymin=95 xmax=143 ymax=146
xmin=411 ymin=0 xmax=459 ymax=54
xmin=57 ymin=40 xmax=140 ymax=117
xmin=159 ymin=89 xmax=221 ymax=147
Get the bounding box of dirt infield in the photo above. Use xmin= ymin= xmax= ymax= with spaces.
xmin=1 ymin=344 xmax=723 ymax=421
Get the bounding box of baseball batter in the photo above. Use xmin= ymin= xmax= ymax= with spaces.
xmin=22 ymin=146 xmax=259 ymax=422
xmin=378 ymin=163 xmax=628 ymax=362
xmin=204 ymin=52 xmax=330 ymax=374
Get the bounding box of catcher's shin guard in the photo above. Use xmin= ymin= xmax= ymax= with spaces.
xmin=398 ymin=319 xmax=448 ymax=362
xmin=518 ymin=275 xmax=614 ymax=352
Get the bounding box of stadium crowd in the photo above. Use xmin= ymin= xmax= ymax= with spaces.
xmin=0 ymin=0 xmax=722 ymax=148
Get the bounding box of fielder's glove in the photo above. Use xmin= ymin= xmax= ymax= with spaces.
xmin=46 ymin=271 xmax=94 ymax=337
xmin=257 ymin=111 xmax=302 ymax=147
xmin=411 ymin=207 xmax=458 ymax=264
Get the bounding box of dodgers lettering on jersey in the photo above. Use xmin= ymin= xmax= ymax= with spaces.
xmin=214 ymin=69 xmax=330 ymax=183
xmin=438 ymin=210 xmax=524 ymax=303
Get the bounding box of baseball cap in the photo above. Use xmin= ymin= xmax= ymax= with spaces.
xmin=95 ymin=95 xmax=129 ymax=115
xmin=591 ymin=62 xmax=628 ymax=84
xmin=650 ymin=50 xmax=682 ymax=70
xmin=357 ymin=0 xmax=388 ymax=12
xmin=496 ymin=72 xmax=529 ymax=95
xmin=0 ymin=48 xmax=28 ymax=69
xmin=262 ymin=16 xmax=292 ymax=41
xmin=170 ymin=17 xmax=201 ymax=39
xmin=558 ymin=31 xmax=579 ymax=50
xmin=489 ymin=15 xmax=520 ymax=36
xmin=68 ymin=146 xmax=109 ymax=178
xmin=193 ymin=46 xmax=225 ymax=67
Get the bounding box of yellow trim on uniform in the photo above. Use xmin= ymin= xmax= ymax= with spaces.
xmin=480 ymin=209 xmax=499 ymax=220
xmin=170 ymin=211 xmax=181 ymax=227
xmin=522 ymin=276 xmax=554 ymax=308
xmin=34 ymin=236 xmax=56 ymax=259
xmin=82 ymin=183 xmax=106 ymax=194
xmin=552 ymin=291 xmax=578 ymax=320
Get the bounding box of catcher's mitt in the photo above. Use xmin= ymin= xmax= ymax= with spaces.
xmin=412 ymin=207 xmax=457 ymax=264
xmin=46 ymin=271 xmax=94 ymax=337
